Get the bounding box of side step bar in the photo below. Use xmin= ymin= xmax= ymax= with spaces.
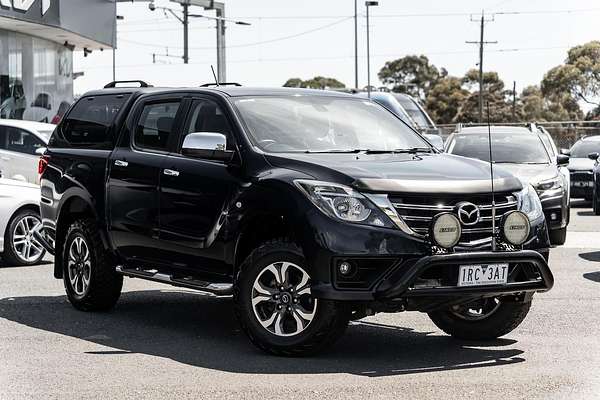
xmin=115 ymin=266 xmax=233 ymax=297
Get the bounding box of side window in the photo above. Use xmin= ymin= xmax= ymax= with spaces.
xmin=53 ymin=94 xmax=130 ymax=149
xmin=134 ymin=101 xmax=181 ymax=152
xmin=182 ymin=99 xmax=233 ymax=150
xmin=3 ymin=127 xmax=44 ymax=155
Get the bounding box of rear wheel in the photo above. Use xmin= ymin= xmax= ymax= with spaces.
xmin=549 ymin=227 xmax=567 ymax=246
xmin=62 ymin=219 xmax=122 ymax=311
xmin=234 ymin=239 xmax=349 ymax=356
xmin=2 ymin=209 xmax=45 ymax=266
xmin=428 ymin=297 xmax=531 ymax=340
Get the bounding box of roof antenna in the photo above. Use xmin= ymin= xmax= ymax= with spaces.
xmin=210 ymin=65 xmax=219 ymax=86
xmin=486 ymin=101 xmax=496 ymax=252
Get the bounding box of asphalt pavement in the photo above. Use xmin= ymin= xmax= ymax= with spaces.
xmin=1 ymin=201 xmax=599 ymax=399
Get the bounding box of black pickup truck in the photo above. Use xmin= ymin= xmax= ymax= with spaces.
xmin=37 ymin=82 xmax=553 ymax=356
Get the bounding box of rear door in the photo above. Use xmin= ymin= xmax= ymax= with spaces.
xmin=107 ymin=95 xmax=186 ymax=265
xmin=157 ymin=96 xmax=241 ymax=276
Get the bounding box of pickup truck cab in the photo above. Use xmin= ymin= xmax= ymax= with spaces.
xmin=38 ymin=82 xmax=553 ymax=356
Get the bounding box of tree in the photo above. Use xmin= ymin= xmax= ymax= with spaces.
xmin=424 ymin=76 xmax=469 ymax=124
xmin=378 ymin=55 xmax=446 ymax=101
xmin=283 ymin=76 xmax=345 ymax=89
xmin=454 ymin=69 xmax=514 ymax=123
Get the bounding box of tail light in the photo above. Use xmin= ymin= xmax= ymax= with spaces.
xmin=38 ymin=155 xmax=50 ymax=176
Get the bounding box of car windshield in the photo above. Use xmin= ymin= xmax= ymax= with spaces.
xmin=447 ymin=131 xmax=550 ymax=164
xmin=233 ymin=96 xmax=430 ymax=153
xmin=570 ymin=139 xmax=600 ymax=158
xmin=393 ymin=95 xmax=433 ymax=129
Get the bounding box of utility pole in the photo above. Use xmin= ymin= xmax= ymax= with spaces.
xmin=512 ymin=80 xmax=517 ymax=121
xmin=354 ymin=0 xmax=358 ymax=90
xmin=466 ymin=11 xmax=496 ymax=123
xmin=365 ymin=1 xmax=378 ymax=98
xmin=182 ymin=2 xmax=189 ymax=64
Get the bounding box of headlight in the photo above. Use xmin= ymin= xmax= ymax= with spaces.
xmin=502 ymin=211 xmax=530 ymax=245
xmin=536 ymin=176 xmax=562 ymax=192
xmin=294 ymin=180 xmax=395 ymax=228
xmin=515 ymin=184 xmax=544 ymax=221
xmin=430 ymin=213 xmax=461 ymax=249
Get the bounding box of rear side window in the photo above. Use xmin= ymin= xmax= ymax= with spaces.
xmin=0 ymin=126 xmax=45 ymax=155
xmin=50 ymin=94 xmax=130 ymax=149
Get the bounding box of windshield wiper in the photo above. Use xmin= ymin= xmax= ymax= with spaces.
xmin=303 ymin=149 xmax=366 ymax=154
xmin=365 ymin=147 xmax=434 ymax=154
xmin=494 ymin=161 xmax=547 ymax=165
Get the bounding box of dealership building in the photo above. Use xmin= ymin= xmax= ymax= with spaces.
xmin=0 ymin=0 xmax=115 ymax=123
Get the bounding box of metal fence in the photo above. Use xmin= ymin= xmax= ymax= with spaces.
xmin=437 ymin=121 xmax=600 ymax=149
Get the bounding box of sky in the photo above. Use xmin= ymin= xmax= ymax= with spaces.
xmin=73 ymin=0 xmax=600 ymax=100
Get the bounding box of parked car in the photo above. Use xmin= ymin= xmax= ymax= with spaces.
xmin=392 ymin=93 xmax=438 ymax=133
xmin=23 ymin=93 xmax=53 ymax=123
xmin=0 ymin=178 xmax=45 ymax=266
xmin=0 ymin=79 xmax=26 ymax=120
xmin=537 ymin=126 xmax=570 ymax=204
xmin=355 ymin=92 xmax=444 ymax=149
xmin=0 ymin=119 xmax=54 ymax=184
xmin=445 ymin=126 xmax=570 ymax=245
xmin=38 ymin=82 xmax=553 ymax=356
xmin=565 ymin=136 xmax=600 ymax=200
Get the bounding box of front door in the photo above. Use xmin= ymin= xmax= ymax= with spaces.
xmin=158 ymin=97 xmax=241 ymax=277
xmin=108 ymin=97 xmax=184 ymax=265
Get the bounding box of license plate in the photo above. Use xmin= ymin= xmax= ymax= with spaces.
xmin=458 ymin=264 xmax=509 ymax=287
xmin=571 ymin=181 xmax=592 ymax=187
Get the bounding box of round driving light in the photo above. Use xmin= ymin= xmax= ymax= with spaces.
xmin=430 ymin=213 xmax=461 ymax=249
xmin=338 ymin=261 xmax=353 ymax=276
xmin=502 ymin=211 xmax=530 ymax=245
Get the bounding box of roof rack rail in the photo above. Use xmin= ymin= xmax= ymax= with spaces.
xmin=527 ymin=122 xmax=538 ymax=132
xmin=200 ymin=82 xmax=242 ymax=87
xmin=455 ymin=123 xmax=463 ymax=132
xmin=104 ymin=80 xmax=152 ymax=88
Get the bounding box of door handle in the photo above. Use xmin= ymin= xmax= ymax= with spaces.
xmin=163 ymin=169 xmax=180 ymax=177
xmin=114 ymin=160 xmax=128 ymax=167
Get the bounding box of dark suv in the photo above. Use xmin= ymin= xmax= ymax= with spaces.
xmin=37 ymin=82 xmax=553 ymax=356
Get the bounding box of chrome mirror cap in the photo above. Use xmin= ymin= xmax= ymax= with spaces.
xmin=182 ymin=132 xmax=233 ymax=162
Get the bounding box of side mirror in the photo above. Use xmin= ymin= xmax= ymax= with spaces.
xmin=560 ymin=148 xmax=571 ymax=156
xmin=557 ymin=154 xmax=570 ymax=166
xmin=181 ymin=132 xmax=234 ymax=162
xmin=588 ymin=152 xmax=600 ymax=161
xmin=35 ymin=147 xmax=47 ymax=156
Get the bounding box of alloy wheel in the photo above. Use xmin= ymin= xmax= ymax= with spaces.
xmin=251 ymin=261 xmax=318 ymax=337
xmin=11 ymin=215 xmax=44 ymax=263
xmin=67 ymin=236 xmax=92 ymax=296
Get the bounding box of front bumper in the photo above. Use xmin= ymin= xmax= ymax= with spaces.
xmin=312 ymin=250 xmax=553 ymax=301
xmin=539 ymin=191 xmax=568 ymax=230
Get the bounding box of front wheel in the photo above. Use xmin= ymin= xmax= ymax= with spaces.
xmin=234 ymin=239 xmax=349 ymax=356
xmin=428 ymin=297 xmax=531 ymax=340
xmin=549 ymin=227 xmax=567 ymax=246
xmin=62 ymin=219 xmax=123 ymax=311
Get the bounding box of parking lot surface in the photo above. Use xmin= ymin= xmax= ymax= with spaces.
xmin=1 ymin=200 xmax=599 ymax=400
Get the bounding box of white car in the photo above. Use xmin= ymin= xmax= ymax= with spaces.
xmin=0 ymin=119 xmax=55 ymax=184
xmin=0 ymin=178 xmax=45 ymax=266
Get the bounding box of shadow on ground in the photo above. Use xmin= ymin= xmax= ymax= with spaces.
xmin=0 ymin=258 xmax=53 ymax=269
xmin=579 ymin=251 xmax=600 ymax=262
xmin=571 ymin=199 xmax=592 ymax=209
xmin=583 ymin=272 xmax=600 ymax=283
xmin=0 ymin=290 xmax=524 ymax=377
xmin=577 ymin=210 xmax=597 ymax=217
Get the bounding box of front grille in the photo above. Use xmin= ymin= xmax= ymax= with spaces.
xmin=390 ymin=193 xmax=518 ymax=246
xmin=571 ymin=171 xmax=593 ymax=182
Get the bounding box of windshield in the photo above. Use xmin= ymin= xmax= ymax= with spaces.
xmin=570 ymin=139 xmax=600 ymax=158
xmin=233 ymin=96 xmax=430 ymax=153
xmin=447 ymin=131 xmax=550 ymax=164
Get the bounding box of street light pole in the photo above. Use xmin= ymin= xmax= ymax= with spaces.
xmin=365 ymin=1 xmax=378 ymax=98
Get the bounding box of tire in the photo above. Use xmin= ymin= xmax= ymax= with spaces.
xmin=549 ymin=227 xmax=567 ymax=246
xmin=62 ymin=218 xmax=123 ymax=311
xmin=594 ymin=190 xmax=600 ymax=215
xmin=2 ymin=209 xmax=45 ymax=266
xmin=234 ymin=239 xmax=350 ymax=356
xmin=428 ymin=298 xmax=531 ymax=340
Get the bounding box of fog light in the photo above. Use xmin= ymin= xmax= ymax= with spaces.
xmin=430 ymin=213 xmax=461 ymax=249
xmin=502 ymin=211 xmax=530 ymax=245
xmin=550 ymin=212 xmax=558 ymax=221
xmin=338 ymin=261 xmax=353 ymax=276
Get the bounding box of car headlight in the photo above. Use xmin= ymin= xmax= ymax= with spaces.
xmin=294 ymin=180 xmax=395 ymax=228
xmin=536 ymin=176 xmax=562 ymax=192
xmin=515 ymin=184 xmax=544 ymax=221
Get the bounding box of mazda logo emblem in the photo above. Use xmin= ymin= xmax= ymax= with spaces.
xmin=456 ymin=202 xmax=480 ymax=226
